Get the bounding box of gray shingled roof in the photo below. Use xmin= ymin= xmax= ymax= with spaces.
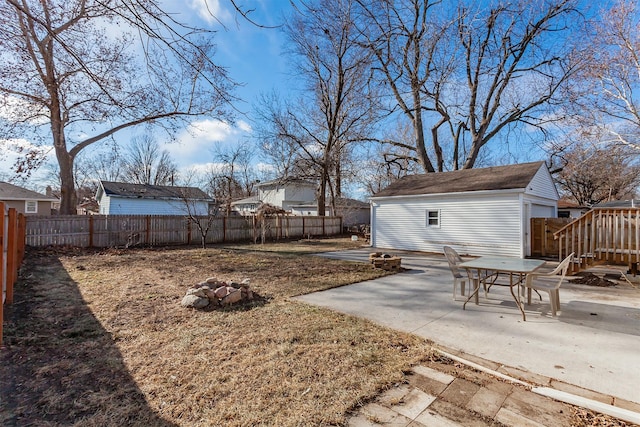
xmin=372 ymin=162 xmax=545 ymax=198
xmin=256 ymin=178 xmax=316 ymax=188
xmin=0 ymin=181 xmax=58 ymax=201
xmin=291 ymin=197 xmax=369 ymax=208
xmin=100 ymin=181 xmax=212 ymax=200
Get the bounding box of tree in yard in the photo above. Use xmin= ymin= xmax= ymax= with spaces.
xmin=551 ymin=139 xmax=640 ymax=206
xmin=354 ymin=0 xmax=445 ymax=173
xmin=121 ymin=134 xmax=178 ymax=186
xmin=205 ymin=141 xmax=257 ymax=216
xmin=0 ymin=0 xmax=236 ymax=214
xmin=575 ymin=0 xmax=640 ymax=151
xmin=171 ymin=176 xmax=216 ymax=249
xmin=355 ymin=0 xmax=582 ymax=172
xmin=359 ymin=121 xmax=422 ymax=194
xmin=256 ymin=0 xmax=381 ymax=215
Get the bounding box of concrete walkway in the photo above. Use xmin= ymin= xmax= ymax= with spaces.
xmin=295 ymin=249 xmax=640 ymax=424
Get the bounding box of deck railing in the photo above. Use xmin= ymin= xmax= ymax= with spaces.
xmin=554 ymin=208 xmax=640 ymax=273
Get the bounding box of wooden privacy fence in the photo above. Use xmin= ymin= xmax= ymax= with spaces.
xmin=1 ymin=202 xmax=27 ymax=346
xmin=554 ymin=208 xmax=640 ymax=274
xmin=25 ymin=214 xmax=343 ymax=248
xmin=530 ymin=217 xmax=572 ymax=258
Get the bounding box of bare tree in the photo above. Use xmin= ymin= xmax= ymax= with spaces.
xmin=205 ymin=141 xmax=256 ymax=216
xmin=355 ymin=0 xmax=582 ymax=172
xmin=551 ymin=139 xmax=640 ymax=206
xmin=359 ymin=121 xmax=422 ymax=194
xmin=354 ymin=0 xmax=445 ymax=173
xmin=257 ymin=0 xmax=381 ymax=215
xmin=121 ymin=134 xmax=178 ymax=185
xmin=0 ymin=0 xmax=236 ymax=214
xmin=578 ymin=0 xmax=640 ymax=150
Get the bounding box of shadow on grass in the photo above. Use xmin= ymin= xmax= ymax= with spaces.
xmin=0 ymin=254 xmax=176 ymax=427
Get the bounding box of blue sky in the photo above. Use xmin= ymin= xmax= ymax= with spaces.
xmin=158 ymin=1 xmax=296 ymax=173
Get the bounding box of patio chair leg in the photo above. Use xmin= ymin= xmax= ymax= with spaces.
xmin=548 ymin=290 xmax=557 ymax=316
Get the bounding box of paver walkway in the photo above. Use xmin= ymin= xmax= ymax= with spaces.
xmin=348 ymin=358 xmax=616 ymax=426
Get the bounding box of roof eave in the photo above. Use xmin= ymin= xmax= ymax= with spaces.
xmin=370 ymin=187 xmax=528 ymax=201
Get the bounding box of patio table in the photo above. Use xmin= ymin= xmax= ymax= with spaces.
xmin=459 ymin=256 xmax=545 ymax=321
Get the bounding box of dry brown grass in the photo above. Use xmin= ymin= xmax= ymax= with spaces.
xmin=1 ymin=238 xmax=433 ymax=426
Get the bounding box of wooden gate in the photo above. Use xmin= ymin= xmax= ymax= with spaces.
xmin=531 ymin=218 xmax=572 ymax=258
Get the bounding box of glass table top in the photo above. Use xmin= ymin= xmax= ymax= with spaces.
xmin=459 ymin=256 xmax=545 ymax=273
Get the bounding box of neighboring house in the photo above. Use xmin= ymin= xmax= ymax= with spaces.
xmin=96 ymin=181 xmax=214 ymax=215
xmin=257 ymin=178 xmax=317 ymax=212
xmin=231 ymin=178 xmax=317 ymax=215
xmin=370 ymin=161 xmax=559 ymax=258
xmin=557 ymin=200 xmax=589 ymax=218
xmin=77 ymin=198 xmax=100 ymax=215
xmin=290 ymin=197 xmax=370 ymax=227
xmin=0 ymin=181 xmax=58 ymax=215
xmin=230 ymin=195 xmax=261 ymax=216
xmin=594 ymin=199 xmax=640 ymax=208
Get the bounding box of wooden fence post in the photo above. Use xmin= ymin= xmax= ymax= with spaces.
xmin=88 ymin=215 xmax=94 ymax=248
xmin=146 ymin=215 xmax=151 ymax=245
xmin=1 ymin=202 xmax=5 ymax=346
xmin=17 ymin=214 xmax=26 ymax=265
xmin=6 ymin=208 xmax=17 ymax=304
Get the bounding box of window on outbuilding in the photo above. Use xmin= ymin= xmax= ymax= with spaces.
xmin=426 ymin=209 xmax=440 ymax=227
xmin=25 ymin=200 xmax=37 ymax=213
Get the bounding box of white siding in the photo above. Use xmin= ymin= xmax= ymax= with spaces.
xmin=99 ymin=195 xmax=111 ymax=214
xmin=260 ymin=184 xmax=316 ymax=211
xmin=260 ymin=187 xmax=285 ymax=207
xmin=284 ymin=186 xmax=316 ymax=203
xmin=372 ymin=193 xmax=523 ymax=257
xmin=530 ymin=203 xmax=554 ymax=218
xmin=105 ymin=197 xmax=208 ymax=215
xmin=526 ymin=165 xmax=559 ymax=200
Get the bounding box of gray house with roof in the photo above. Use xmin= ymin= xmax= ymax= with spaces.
xmin=0 ymin=181 xmax=58 ymax=215
xmin=370 ymin=162 xmax=559 ymax=258
xmin=96 ymin=181 xmax=214 ymax=216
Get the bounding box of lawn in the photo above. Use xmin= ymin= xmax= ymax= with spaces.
xmin=0 ymin=238 xmax=434 ymax=426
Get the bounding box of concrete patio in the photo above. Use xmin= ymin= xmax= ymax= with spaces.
xmin=295 ymin=249 xmax=640 ymax=415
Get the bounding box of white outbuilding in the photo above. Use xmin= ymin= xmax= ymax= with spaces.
xmin=370 ymin=161 xmax=559 ymax=258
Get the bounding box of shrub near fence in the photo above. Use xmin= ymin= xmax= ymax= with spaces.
xmin=2 ymin=202 xmax=26 ymax=346
xmin=25 ymin=214 xmax=343 ymax=248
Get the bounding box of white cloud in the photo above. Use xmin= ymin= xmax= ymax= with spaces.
xmin=162 ymin=119 xmax=251 ymax=168
xmin=187 ymin=0 xmax=232 ymax=25
xmin=188 ymin=119 xmax=234 ymax=140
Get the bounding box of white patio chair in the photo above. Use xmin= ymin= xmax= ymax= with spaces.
xmin=443 ymin=246 xmax=468 ymax=300
xmin=443 ymin=246 xmax=495 ymax=301
xmin=524 ymin=252 xmax=575 ymax=316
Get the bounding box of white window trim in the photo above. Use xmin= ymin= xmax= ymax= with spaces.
xmin=25 ymin=200 xmax=38 ymax=213
xmin=426 ymin=209 xmax=440 ymax=228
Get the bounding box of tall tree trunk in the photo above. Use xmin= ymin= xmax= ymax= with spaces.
xmin=51 ymin=101 xmax=76 ymax=214
xmin=317 ymin=167 xmax=328 ymax=216
xmin=411 ymin=84 xmax=435 ymax=173
xmin=56 ymin=149 xmax=77 ymax=215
